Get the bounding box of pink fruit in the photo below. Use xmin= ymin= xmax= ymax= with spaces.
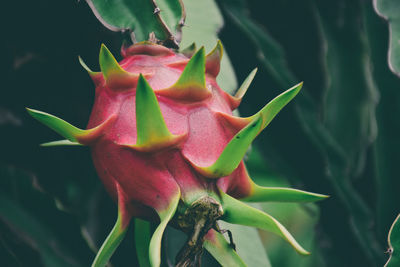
xmin=27 ymin=41 xmax=327 ymax=267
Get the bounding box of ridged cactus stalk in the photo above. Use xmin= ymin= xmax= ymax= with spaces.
xmin=27 ymin=41 xmax=327 ymax=267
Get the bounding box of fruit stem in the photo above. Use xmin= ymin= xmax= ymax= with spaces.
xmin=175 ymin=196 xmax=223 ymax=267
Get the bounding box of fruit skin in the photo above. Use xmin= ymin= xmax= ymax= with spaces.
xmin=27 ymin=41 xmax=328 ymax=267
xmin=89 ymin=43 xmax=248 ymax=216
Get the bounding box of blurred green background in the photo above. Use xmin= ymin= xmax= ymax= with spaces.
xmin=1 ymin=0 xmax=399 ymax=266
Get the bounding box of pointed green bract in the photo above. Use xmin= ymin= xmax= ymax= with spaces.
xmin=135 ymin=74 xmax=175 ymax=147
xmin=181 ymin=42 xmax=197 ymax=57
xmin=242 ymin=184 xmax=329 ymax=203
xmin=149 ymin=191 xmax=180 ymax=267
xmin=91 ymin=208 xmax=130 ymax=267
xmin=134 ymin=218 xmax=152 ymax=267
xmin=205 ymin=40 xmax=223 ymax=76
xmin=220 ymin=191 xmax=309 ymax=255
xmin=26 ymin=108 xmax=86 ymax=142
xmin=204 ymin=230 xmax=247 ymax=267
xmin=92 ymin=185 xmax=131 ymax=267
xmin=194 ymin=115 xmax=263 ymax=178
xmin=235 ymin=68 xmax=258 ymax=99
xmin=79 ymin=56 xmax=99 ymax=76
xmin=173 ymin=47 xmax=206 ymax=89
xmin=385 ymin=214 xmax=400 ymax=267
xmin=157 ymin=46 xmax=209 ymax=101
xmin=193 ymin=82 xmax=302 ymax=178
xmin=99 ymin=44 xmax=131 ymax=80
xmin=248 ymin=82 xmax=302 ymax=131
xmin=207 ymin=40 xmax=223 ymax=60
xmin=27 ymin=108 xmax=114 ymax=145
xmin=41 ymin=139 xmax=83 ymax=147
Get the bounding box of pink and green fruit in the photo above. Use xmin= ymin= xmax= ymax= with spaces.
xmin=27 ymin=41 xmax=327 ymax=267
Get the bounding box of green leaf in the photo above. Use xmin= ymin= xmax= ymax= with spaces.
xmin=313 ymin=3 xmax=381 ymax=263
xmin=385 ymin=214 xmax=400 ymax=267
xmin=374 ymin=0 xmax=400 ymax=77
xmin=85 ymin=0 xmax=185 ymax=47
xmin=217 ymin=221 xmax=272 ymax=267
xmin=317 ymin=3 xmax=378 ymax=176
xmin=134 ymin=218 xmax=152 ymax=267
xmin=220 ymin=191 xmax=309 ymax=255
xmin=0 ymin=166 xmax=86 ymax=267
xmin=203 ymin=229 xmax=248 ymax=267
xmin=0 ymin=194 xmax=83 ymax=267
xmin=181 ymin=0 xmax=237 ymax=94
xmin=365 ymin=1 xmax=400 ymax=243
xmin=222 ymin=1 xmax=383 ymax=264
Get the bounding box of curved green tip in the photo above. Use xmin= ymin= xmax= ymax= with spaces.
xmin=181 ymin=42 xmax=197 ymax=57
xmin=192 ymin=82 xmax=303 ymax=178
xmin=40 ymin=139 xmax=82 ymax=147
xmin=249 ymin=81 xmax=302 ymax=131
xmin=99 ymin=44 xmax=128 ymax=80
xmin=243 ymin=184 xmax=329 ymax=203
xmin=205 ymin=40 xmax=223 ymax=76
xmin=195 ymin=114 xmax=263 ymax=178
xmin=26 ymin=108 xmax=85 ymax=142
xmin=235 ymin=68 xmax=258 ymax=99
xmin=91 ymin=186 xmax=131 ymax=267
xmin=220 ymin=191 xmax=310 ymax=255
xmin=149 ymin=191 xmax=180 ymax=267
xmin=206 ymin=40 xmax=223 ymax=62
xmin=78 ymin=56 xmax=100 ymax=76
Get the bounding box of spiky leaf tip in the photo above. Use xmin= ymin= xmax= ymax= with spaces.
xmin=220 ymin=191 xmax=310 ymax=255
xmin=149 ymin=190 xmax=180 ymax=267
xmin=99 ymin=44 xmax=140 ymax=89
xmin=181 ymin=42 xmax=197 ymax=58
xmin=91 ymin=184 xmax=132 ymax=267
xmin=249 ymin=82 xmax=303 ymax=132
xmin=205 ymin=40 xmax=223 ymax=76
xmin=157 ymin=47 xmax=210 ymax=101
xmin=174 ymin=46 xmax=206 ymax=89
xmin=124 ymin=74 xmax=185 ymax=152
xmin=26 ymin=108 xmax=85 ymax=142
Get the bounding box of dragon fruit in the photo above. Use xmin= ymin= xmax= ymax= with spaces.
xmin=27 ymin=41 xmax=327 ymax=267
